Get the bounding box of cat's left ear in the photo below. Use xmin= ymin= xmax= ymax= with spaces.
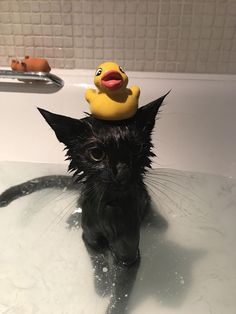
xmin=38 ymin=108 xmax=87 ymax=146
xmin=136 ymin=91 xmax=170 ymax=133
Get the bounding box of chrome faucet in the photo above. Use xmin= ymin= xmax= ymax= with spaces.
xmin=0 ymin=70 xmax=64 ymax=88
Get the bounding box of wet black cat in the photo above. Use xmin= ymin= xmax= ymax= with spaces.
xmin=0 ymin=93 xmax=168 ymax=267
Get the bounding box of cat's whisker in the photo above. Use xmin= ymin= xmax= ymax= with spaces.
xmin=37 ymin=195 xmax=78 ymax=241
xmin=55 ymin=197 xmax=78 ymax=226
xmin=151 ymin=171 xmax=202 ymax=193
xmin=148 ymin=168 xmax=192 ymax=179
xmin=146 ymin=173 xmax=187 ymax=185
xmin=50 ymin=197 xmax=77 ymax=227
xmin=146 ymin=170 xmax=208 ymax=215
xmin=145 ymin=179 xmax=178 ymax=206
xmin=151 ymin=160 xmax=165 ymax=168
xmin=146 ymin=173 xmax=206 ymax=205
xmin=145 ymin=180 xmax=172 ymax=205
xmin=145 ymin=177 xmax=208 ymax=220
xmin=146 ymin=169 xmax=200 ymax=191
xmin=96 ymin=186 xmax=105 ymax=214
xmin=147 ymin=179 xmax=192 ymax=217
xmin=81 ymin=182 xmax=97 ymax=198
xmin=53 ymin=189 xmax=78 ymax=204
xmin=144 ymin=181 xmax=176 ymax=216
xmin=145 ymin=176 xmax=198 ymax=205
xmin=145 ymin=180 xmax=189 ymax=217
xmin=38 ymin=190 xmax=78 ymax=214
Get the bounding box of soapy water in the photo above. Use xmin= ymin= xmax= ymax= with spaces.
xmin=0 ymin=161 xmax=235 ymax=314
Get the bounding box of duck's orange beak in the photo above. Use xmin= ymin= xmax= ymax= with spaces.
xmin=101 ymin=70 xmax=123 ymax=91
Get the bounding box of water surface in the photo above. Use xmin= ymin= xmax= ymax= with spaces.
xmin=0 ymin=162 xmax=235 ymax=314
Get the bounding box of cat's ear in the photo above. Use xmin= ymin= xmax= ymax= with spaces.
xmin=136 ymin=91 xmax=170 ymax=133
xmin=38 ymin=108 xmax=87 ymax=145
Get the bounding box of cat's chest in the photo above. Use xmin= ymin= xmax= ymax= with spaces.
xmin=82 ymin=193 xmax=140 ymax=225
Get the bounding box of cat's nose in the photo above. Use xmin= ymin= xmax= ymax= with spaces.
xmin=114 ymin=163 xmax=130 ymax=184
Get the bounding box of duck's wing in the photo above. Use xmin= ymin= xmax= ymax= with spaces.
xmin=85 ymin=88 xmax=97 ymax=103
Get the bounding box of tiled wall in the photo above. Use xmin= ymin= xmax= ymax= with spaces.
xmin=0 ymin=0 xmax=236 ymax=73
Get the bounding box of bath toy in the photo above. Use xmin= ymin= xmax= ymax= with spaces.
xmin=11 ymin=56 xmax=51 ymax=73
xmin=85 ymin=61 xmax=140 ymax=120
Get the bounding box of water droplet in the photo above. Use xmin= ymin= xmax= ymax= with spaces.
xmin=73 ymin=207 xmax=82 ymax=214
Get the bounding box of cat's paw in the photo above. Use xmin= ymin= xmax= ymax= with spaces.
xmin=111 ymin=249 xmax=140 ymax=268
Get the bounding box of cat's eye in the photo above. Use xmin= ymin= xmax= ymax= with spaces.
xmin=119 ymin=66 xmax=125 ymax=74
xmin=88 ymin=147 xmax=105 ymax=161
xmin=95 ymin=68 xmax=102 ymax=76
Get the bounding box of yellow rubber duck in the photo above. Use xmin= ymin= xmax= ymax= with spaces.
xmin=85 ymin=61 xmax=140 ymax=120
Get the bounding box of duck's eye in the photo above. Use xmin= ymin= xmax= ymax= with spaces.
xmin=95 ymin=68 xmax=102 ymax=76
xmin=88 ymin=147 xmax=105 ymax=161
xmin=119 ymin=66 xmax=125 ymax=74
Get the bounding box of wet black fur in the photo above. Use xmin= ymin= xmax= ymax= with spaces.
xmin=0 ymin=93 xmax=169 ymax=313
xmin=0 ymin=176 xmax=74 ymax=207
xmin=0 ymin=93 xmax=168 ymax=266
xmin=37 ymin=93 xmax=168 ymax=266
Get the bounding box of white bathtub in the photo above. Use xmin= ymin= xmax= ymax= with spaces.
xmin=1 ymin=70 xmax=236 ymax=177
xmin=0 ymin=70 xmax=236 ymax=314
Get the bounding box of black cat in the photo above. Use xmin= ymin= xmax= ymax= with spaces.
xmin=0 ymin=93 xmax=168 ymax=266
xmin=0 ymin=93 xmax=169 ymax=313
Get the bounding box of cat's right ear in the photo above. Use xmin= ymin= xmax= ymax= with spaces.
xmin=136 ymin=91 xmax=170 ymax=133
xmin=38 ymin=108 xmax=86 ymax=146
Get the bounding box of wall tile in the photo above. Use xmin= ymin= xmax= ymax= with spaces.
xmin=31 ymin=14 xmax=41 ymax=25
xmin=54 ymin=58 xmax=65 ymax=68
xmin=41 ymin=14 xmax=51 ymax=25
xmin=65 ymin=59 xmax=75 ymax=69
xmin=14 ymin=36 xmax=24 ymax=46
xmin=166 ymin=62 xmax=177 ymax=72
xmin=7 ymin=46 xmax=15 ymax=57
xmin=124 ymin=60 xmax=134 ymax=69
xmin=148 ymin=2 xmax=158 ymax=15
xmin=4 ymin=36 xmax=14 ymax=46
xmin=0 ymin=1 xmax=10 ymax=12
xmin=31 ymin=2 xmax=40 ymax=13
xmin=42 ymin=25 xmax=53 ymax=36
xmin=15 ymin=46 xmax=25 ymax=56
xmin=44 ymin=48 xmax=54 ymax=58
xmin=40 ymin=2 xmax=51 ymax=13
xmin=25 ymin=47 xmax=34 ymax=56
xmin=34 ymin=37 xmax=43 ymax=46
xmin=0 ymin=0 xmax=235 ymax=73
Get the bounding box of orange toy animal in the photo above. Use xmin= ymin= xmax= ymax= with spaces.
xmin=11 ymin=56 xmax=51 ymax=73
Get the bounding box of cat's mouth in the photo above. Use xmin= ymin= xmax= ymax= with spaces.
xmin=101 ymin=71 xmax=123 ymax=91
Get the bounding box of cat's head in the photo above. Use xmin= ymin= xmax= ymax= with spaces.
xmin=38 ymin=93 xmax=169 ymax=191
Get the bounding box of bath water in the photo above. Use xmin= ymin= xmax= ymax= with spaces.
xmin=0 ymin=161 xmax=235 ymax=314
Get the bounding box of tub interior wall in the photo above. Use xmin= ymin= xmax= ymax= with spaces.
xmin=0 ymin=70 xmax=236 ymax=178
